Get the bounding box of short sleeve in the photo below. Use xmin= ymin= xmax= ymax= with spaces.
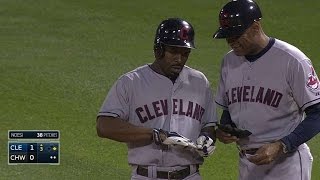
xmin=288 ymin=58 xmax=320 ymax=111
xmin=201 ymin=80 xmax=218 ymax=128
xmin=215 ymin=58 xmax=229 ymax=109
xmin=97 ymin=76 xmax=130 ymax=120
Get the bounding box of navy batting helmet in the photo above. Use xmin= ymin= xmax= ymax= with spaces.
xmin=154 ymin=18 xmax=195 ymax=51
xmin=213 ymin=0 xmax=262 ymax=39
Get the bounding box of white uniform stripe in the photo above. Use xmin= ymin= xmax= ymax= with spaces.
xmin=300 ymin=98 xmax=320 ymax=110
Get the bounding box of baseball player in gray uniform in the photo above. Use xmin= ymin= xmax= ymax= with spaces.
xmin=97 ymin=18 xmax=217 ymax=180
xmin=212 ymin=0 xmax=320 ymax=180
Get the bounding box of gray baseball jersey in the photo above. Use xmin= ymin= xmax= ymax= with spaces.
xmin=215 ymin=38 xmax=320 ymax=149
xmin=98 ymin=64 xmax=217 ymax=166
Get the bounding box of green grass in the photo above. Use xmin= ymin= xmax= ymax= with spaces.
xmin=0 ymin=0 xmax=319 ymax=179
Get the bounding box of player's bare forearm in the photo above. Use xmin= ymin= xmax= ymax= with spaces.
xmin=96 ymin=116 xmax=153 ymax=144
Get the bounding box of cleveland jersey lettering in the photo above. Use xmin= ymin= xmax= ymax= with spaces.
xmin=225 ymin=86 xmax=283 ymax=107
xmin=135 ymin=99 xmax=205 ymax=123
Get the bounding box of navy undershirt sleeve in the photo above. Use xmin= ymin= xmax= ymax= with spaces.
xmin=281 ymin=103 xmax=320 ymax=153
xmin=220 ymin=110 xmax=237 ymax=127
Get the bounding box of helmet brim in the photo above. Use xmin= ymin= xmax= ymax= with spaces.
xmin=162 ymin=41 xmax=195 ymax=49
xmin=213 ymin=26 xmax=247 ymax=39
xmin=213 ymin=28 xmax=227 ymax=39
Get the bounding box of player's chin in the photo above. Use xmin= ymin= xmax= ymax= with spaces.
xmin=170 ymin=66 xmax=183 ymax=73
xmin=168 ymin=71 xmax=180 ymax=79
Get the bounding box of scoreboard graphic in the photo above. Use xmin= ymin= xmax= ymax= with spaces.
xmin=8 ymin=130 xmax=60 ymax=165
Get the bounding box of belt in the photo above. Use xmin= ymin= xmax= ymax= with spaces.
xmin=136 ymin=165 xmax=198 ymax=179
xmin=240 ymin=148 xmax=259 ymax=155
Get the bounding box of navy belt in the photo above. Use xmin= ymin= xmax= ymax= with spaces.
xmin=136 ymin=165 xmax=198 ymax=179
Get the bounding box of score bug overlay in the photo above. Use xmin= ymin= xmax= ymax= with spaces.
xmin=8 ymin=130 xmax=60 ymax=165
xmin=9 ymin=130 xmax=59 ymax=139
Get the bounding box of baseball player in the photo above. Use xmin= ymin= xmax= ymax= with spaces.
xmin=213 ymin=0 xmax=320 ymax=180
xmin=96 ymin=18 xmax=217 ymax=180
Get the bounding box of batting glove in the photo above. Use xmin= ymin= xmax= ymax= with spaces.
xmin=196 ymin=133 xmax=216 ymax=157
xmin=152 ymin=129 xmax=196 ymax=148
xmin=152 ymin=128 xmax=167 ymax=145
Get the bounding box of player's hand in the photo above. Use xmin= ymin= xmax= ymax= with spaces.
xmin=196 ymin=135 xmax=216 ymax=157
xmin=217 ymin=124 xmax=252 ymax=138
xmin=216 ymin=128 xmax=239 ymax=144
xmin=247 ymin=141 xmax=283 ymax=165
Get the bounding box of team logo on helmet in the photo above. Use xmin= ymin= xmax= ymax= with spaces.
xmin=306 ymin=65 xmax=320 ymax=91
xmin=179 ymin=26 xmax=189 ymax=40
